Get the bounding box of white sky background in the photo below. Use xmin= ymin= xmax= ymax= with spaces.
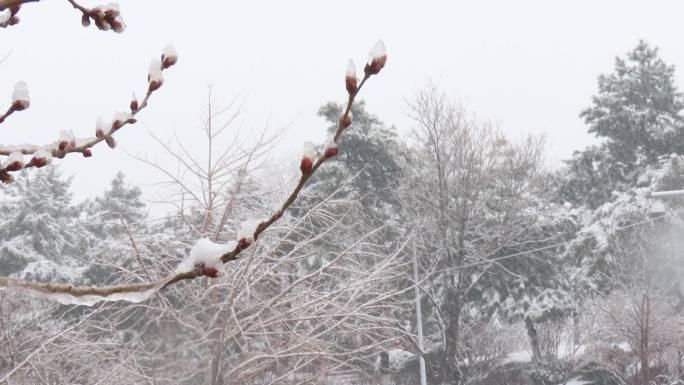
xmin=2 ymin=0 xmax=683 ymax=214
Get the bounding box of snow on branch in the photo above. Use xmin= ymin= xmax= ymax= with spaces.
xmin=0 ymin=40 xmax=389 ymax=305
xmin=0 ymin=47 xmax=177 ymax=183
xmin=1 ymin=0 xmax=127 ymax=31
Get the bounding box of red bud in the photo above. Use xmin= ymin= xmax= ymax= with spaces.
xmin=203 ymin=267 xmax=219 ymax=278
xmin=5 ymin=161 xmax=22 ymax=172
xmin=0 ymin=171 xmax=12 ymax=184
xmin=238 ymin=238 xmax=252 ymax=250
xmin=96 ymin=128 xmax=104 ymax=138
xmin=148 ymin=80 xmax=162 ymax=92
xmin=82 ymin=148 xmax=93 ymax=158
xmin=300 ymin=157 xmax=313 ymax=174
xmin=130 ymin=96 xmax=139 ymax=112
xmin=58 ymin=140 xmax=69 ymax=151
xmin=324 ymin=145 xmax=338 ymax=158
xmin=339 ymin=114 xmax=352 ymax=129
xmin=81 ymin=13 xmax=91 ymax=27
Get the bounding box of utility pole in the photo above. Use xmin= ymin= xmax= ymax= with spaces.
xmin=413 ymin=235 xmax=428 ymax=385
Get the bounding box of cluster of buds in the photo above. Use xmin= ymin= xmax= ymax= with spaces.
xmin=364 ymin=40 xmax=387 ymax=76
xmin=80 ymin=3 xmax=126 ymax=33
xmin=0 ymin=5 xmax=21 ymax=28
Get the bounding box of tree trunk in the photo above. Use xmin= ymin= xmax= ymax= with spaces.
xmin=639 ymin=293 xmax=650 ymax=385
xmin=525 ymin=317 xmax=543 ymax=365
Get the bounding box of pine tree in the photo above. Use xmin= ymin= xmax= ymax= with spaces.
xmin=564 ymin=41 xmax=684 ymax=207
xmin=0 ymin=166 xmax=88 ymax=281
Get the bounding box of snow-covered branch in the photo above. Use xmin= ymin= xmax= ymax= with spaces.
xmin=0 ymin=46 xmax=177 ymax=183
xmin=1 ymin=0 xmax=126 ymax=31
xmin=0 ymin=40 xmax=388 ymax=305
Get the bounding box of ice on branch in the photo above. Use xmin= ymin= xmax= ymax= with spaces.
xmin=11 ymin=81 xmax=30 ymax=110
xmin=161 ymin=44 xmax=178 ymax=69
xmin=300 ymin=141 xmax=316 ymax=174
xmin=176 ymin=238 xmax=234 ymax=277
xmin=148 ymin=59 xmax=164 ymax=91
xmin=0 ymin=281 xmax=157 ymax=307
xmin=238 ymin=219 xmax=261 ymax=249
xmin=365 ymin=39 xmax=387 ymax=76
xmin=345 ymin=60 xmax=358 ymax=95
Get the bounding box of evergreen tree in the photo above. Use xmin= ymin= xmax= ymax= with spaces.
xmin=0 ymin=166 xmax=88 ymax=281
xmin=564 ymin=41 xmax=684 ymax=207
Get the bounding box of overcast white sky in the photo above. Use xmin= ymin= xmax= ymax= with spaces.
xmin=3 ymin=0 xmax=684 ymax=212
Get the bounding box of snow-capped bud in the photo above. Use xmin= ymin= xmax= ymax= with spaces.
xmin=130 ymin=93 xmax=139 ymax=112
xmin=300 ymin=141 xmax=316 ymax=174
xmin=82 ymin=148 xmax=92 ymax=158
xmin=339 ymin=112 xmax=353 ymax=128
xmin=103 ymin=3 xmax=120 ymax=18
xmin=148 ymin=59 xmax=164 ymax=91
xmin=111 ymin=111 xmax=131 ymax=131
xmin=345 ymin=60 xmax=358 ymax=95
xmin=81 ymin=13 xmax=91 ymax=27
xmin=30 ymin=149 xmax=51 ymax=168
xmin=96 ymin=116 xmax=110 ymax=134
xmin=11 ymin=81 xmax=29 ymax=111
xmin=202 ymin=266 xmax=219 ymax=278
xmin=161 ymin=44 xmax=178 ymax=69
xmin=4 ymin=152 xmax=24 ymax=172
xmin=95 ymin=128 xmax=104 ymax=138
xmin=0 ymin=170 xmax=12 ymax=184
xmin=237 ymin=219 xmax=260 ymax=249
xmin=324 ymin=137 xmax=338 ymax=158
xmin=364 ymin=40 xmax=387 ymax=76
xmin=105 ymin=135 xmax=116 ymax=149
xmin=111 ymin=16 xmax=125 ymax=33
xmin=8 ymin=16 xmax=19 ymax=26
xmin=58 ymin=130 xmax=75 ymax=151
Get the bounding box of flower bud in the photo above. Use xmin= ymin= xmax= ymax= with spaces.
xmin=300 ymin=141 xmax=316 ymax=174
xmin=345 ymin=60 xmax=358 ymax=95
xmin=130 ymin=93 xmax=139 ymax=112
xmin=203 ymin=266 xmax=219 ymax=278
xmin=339 ymin=112 xmax=353 ymax=129
xmin=364 ymin=40 xmax=387 ymax=76
xmin=161 ymin=44 xmax=178 ymax=69
xmin=82 ymin=148 xmax=93 ymax=158
xmin=324 ymin=137 xmax=338 ymax=158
